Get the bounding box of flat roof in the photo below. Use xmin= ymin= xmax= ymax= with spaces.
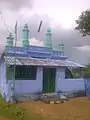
xmin=4 ymin=56 xmax=85 ymax=68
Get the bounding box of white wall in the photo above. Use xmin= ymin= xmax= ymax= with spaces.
xmin=7 ymin=66 xmax=85 ymax=97
xmin=0 ymin=59 xmax=9 ymax=101
xmin=56 ymin=67 xmax=85 ymax=92
xmin=56 ymin=78 xmax=85 ymax=92
xmin=8 ymin=67 xmax=43 ymax=95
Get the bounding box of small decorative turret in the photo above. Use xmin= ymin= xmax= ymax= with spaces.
xmin=5 ymin=33 xmax=14 ymax=47
xmin=58 ymin=40 xmax=64 ymax=55
xmin=22 ymin=24 xmax=29 ymax=47
xmin=44 ymin=28 xmax=52 ymax=49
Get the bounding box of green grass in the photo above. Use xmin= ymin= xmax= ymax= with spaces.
xmin=0 ymin=96 xmax=29 ymax=120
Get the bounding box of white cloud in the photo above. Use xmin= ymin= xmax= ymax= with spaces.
xmin=13 ymin=37 xmax=43 ymax=47
xmin=0 ymin=0 xmax=32 ymax=10
xmin=0 ymin=0 xmax=90 ymax=64
xmin=29 ymin=37 xmax=43 ymax=46
xmin=74 ymin=45 xmax=90 ymax=52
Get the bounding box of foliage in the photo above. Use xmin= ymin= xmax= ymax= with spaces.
xmin=0 ymin=96 xmax=29 ymax=120
xmin=83 ymin=64 xmax=90 ymax=78
xmin=72 ymin=68 xmax=82 ymax=78
xmin=75 ymin=9 xmax=90 ymax=36
xmin=72 ymin=65 xmax=90 ymax=78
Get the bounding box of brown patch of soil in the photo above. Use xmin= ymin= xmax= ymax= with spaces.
xmin=0 ymin=116 xmax=11 ymax=120
xmin=18 ymin=97 xmax=90 ymax=120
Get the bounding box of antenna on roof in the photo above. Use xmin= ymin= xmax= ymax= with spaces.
xmin=38 ymin=20 xmax=43 ymax=32
xmin=34 ymin=20 xmax=43 ymax=45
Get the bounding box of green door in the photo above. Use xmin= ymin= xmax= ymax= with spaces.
xmin=43 ymin=68 xmax=56 ymax=93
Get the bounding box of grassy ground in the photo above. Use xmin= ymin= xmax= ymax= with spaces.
xmin=0 ymin=96 xmax=29 ymax=120
xmin=0 ymin=97 xmax=90 ymax=120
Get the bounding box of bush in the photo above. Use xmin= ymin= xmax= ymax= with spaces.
xmin=0 ymin=96 xmax=29 ymax=120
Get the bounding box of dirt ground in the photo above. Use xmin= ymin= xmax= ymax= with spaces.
xmin=0 ymin=117 xmax=11 ymax=120
xmin=18 ymin=97 xmax=90 ymax=120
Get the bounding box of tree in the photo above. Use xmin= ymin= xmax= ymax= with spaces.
xmin=75 ymin=9 xmax=90 ymax=37
xmin=72 ymin=65 xmax=90 ymax=78
xmin=83 ymin=64 xmax=90 ymax=78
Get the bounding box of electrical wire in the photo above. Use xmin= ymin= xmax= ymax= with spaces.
xmin=0 ymin=11 xmax=10 ymax=33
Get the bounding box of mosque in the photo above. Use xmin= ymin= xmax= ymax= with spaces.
xmin=0 ymin=24 xmax=85 ymax=101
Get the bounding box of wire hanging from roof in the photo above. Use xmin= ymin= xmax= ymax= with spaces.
xmin=0 ymin=10 xmax=10 ymax=33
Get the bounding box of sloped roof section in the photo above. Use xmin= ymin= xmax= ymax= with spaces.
xmin=4 ymin=56 xmax=85 ymax=67
xmin=4 ymin=56 xmax=22 ymax=65
xmin=65 ymin=60 xmax=85 ymax=68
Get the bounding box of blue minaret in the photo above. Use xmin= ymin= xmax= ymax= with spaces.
xmin=44 ymin=28 xmax=52 ymax=49
xmin=22 ymin=24 xmax=29 ymax=47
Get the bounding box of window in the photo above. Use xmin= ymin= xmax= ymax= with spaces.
xmin=65 ymin=67 xmax=74 ymax=79
xmin=15 ymin=65 xmax=37 ymax=80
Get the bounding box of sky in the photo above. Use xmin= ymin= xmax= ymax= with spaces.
xmin=0 ymin=0 xmax=90 ymax=64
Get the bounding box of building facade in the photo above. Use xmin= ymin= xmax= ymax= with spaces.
xmin=0 ymin=24 xmax=85 ymax=101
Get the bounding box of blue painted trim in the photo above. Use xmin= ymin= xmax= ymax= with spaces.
xmin=4 ymin=46 xmax=68 ymax=60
